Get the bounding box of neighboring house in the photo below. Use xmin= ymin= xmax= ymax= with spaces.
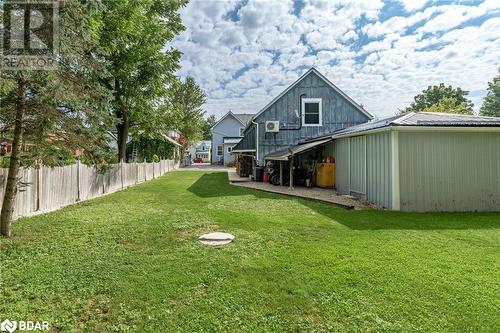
xmin=211 ymin=111 xmax=253 ymax=165
xmin=188 ymin=140 xmax=211 ymax=163
xmin=233 ymin=67 xmax=372 ymax=170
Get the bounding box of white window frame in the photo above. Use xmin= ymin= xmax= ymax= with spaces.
xmin=227 ymin=146 xmax=233 ymax=153
xmin=217 ymin=145 xmax=223 ymax=156
xmin=302 ymin=98 xmax=322 ymax=127
xmin=239 ymin=127 xmax=245 ymax=136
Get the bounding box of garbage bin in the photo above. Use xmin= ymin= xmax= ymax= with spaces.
xmin=255 ymin=166 xmax=264 ymax=182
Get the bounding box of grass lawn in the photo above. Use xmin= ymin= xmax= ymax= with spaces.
xmin=1 ymin=171 xmax=499 ymax=332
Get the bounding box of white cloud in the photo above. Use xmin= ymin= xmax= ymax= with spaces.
xmin=398 ymin=0 xmax=429 ymax=12
xmin=174 ymin=0 xmax=500 ymax=119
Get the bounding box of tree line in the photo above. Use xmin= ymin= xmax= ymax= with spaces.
xmin=0 ymin=0 xmax=206 ymax=236
xmin=402 ymin=68 xmax=500 ymax=116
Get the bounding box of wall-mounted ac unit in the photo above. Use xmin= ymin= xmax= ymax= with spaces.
xmin=265 ymin=121 xmax=280 ymax=133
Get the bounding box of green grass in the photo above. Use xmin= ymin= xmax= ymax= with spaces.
xmin=1 ymin=171 xmax=499 ymax=332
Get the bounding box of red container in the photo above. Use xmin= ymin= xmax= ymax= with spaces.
xmin=263 ymin=171 xmax=270 ymax=183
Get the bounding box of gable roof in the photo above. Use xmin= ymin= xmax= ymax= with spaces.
xmin=233 ymin=113 xmax=254 ymax=125
xmin=251 ymin=67 xmax=373 ymax=122
xmin=210 ymin=111 xmax=254 ymax=130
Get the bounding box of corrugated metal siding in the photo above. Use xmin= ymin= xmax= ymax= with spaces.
xmin=335 ymin=138 xmax=350 ymax=195
xmin=335 ymin=133 xmax=392 ymax=208
xmin=399 ymin=132 xmax=500 ymax=212
xmin=349 ymin=136 xmax=366 ymax=198
xmin=366 ymin=132 xmax=392 ymax=208
xmin=254 ymin=71 xmax=370 ymax=165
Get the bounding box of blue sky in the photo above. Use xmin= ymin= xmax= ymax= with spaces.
xmin=173 ymin=0 xmax=500 ymax=119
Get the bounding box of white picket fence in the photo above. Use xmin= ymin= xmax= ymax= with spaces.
xmin=0 ymin=160 xmax=180 ymax=219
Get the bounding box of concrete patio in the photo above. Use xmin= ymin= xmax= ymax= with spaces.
xmin=230 ymin=178 xmax=373 ymax=210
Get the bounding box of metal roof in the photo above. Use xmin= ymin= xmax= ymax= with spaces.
xmin=306 ymin=112 xmax=500 ymax=140
xmin=223 ymin=137 xmax=242 ymax=144
xmin=264 ymin=138 xmax=331 ymax=161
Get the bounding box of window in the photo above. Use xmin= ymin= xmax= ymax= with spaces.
xmin=239 ymin=127 xmax=245 ymax=136
xmin=227 ymin=146 xmax=233 ymax=153
xmin=302 ymin=98 xmax=322 ymax=126
xmin=217 ymin=145 xmax=223 ymax=156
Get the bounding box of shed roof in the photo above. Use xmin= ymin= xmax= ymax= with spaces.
xmin=223 ymin=137 xmax=242 ymax=144
xmin=264 ymin=139 xmax=331 ymax=161
xmin=304 ymin=112 xmax=500 ymax=141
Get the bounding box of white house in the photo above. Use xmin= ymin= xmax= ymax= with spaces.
xmin=188 ymin=140 xmax=211 ymax=163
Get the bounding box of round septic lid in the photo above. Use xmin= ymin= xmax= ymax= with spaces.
xmin=199 ymin=232 xmax=235 ymax=245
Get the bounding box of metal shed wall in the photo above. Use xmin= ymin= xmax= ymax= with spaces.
xmin=335 ymin=132 xmax=392 ymax=208
xmin=349 ymin=136 xmax=367 ymax=198
xmin=398 ymin=131 xmax=500 ymax=212
xmin=366 ymin=132 xmax=392 ymax=209
xmin=335 ymin=138 xmax=350 ymax=195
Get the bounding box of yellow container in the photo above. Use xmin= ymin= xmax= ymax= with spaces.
xmin=316 ymin=163 xmax=336 ymax=188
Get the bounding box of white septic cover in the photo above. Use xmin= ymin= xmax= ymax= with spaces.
xmin=199 ymin=232 xmax=235 ymax=245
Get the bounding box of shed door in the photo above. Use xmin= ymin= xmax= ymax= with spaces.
xmin=349 ymin=135 xmax=366 ymax=198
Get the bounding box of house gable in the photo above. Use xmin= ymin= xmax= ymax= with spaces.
xmin=242 ymin=68 xmax=372 ymax=164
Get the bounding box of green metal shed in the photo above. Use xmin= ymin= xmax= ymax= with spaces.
xmin=330 ymin=112 xmax=500 ymax=212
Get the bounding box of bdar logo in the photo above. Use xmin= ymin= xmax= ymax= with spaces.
xmin=0 ymin=319 xmax=17 ymax=333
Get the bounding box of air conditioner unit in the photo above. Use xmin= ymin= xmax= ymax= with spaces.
xmin=265 ymin=121 xmax=279 ymax=133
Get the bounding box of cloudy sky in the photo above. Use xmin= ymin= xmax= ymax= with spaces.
xmin=173 ymin=0 xmax=500 ymax=119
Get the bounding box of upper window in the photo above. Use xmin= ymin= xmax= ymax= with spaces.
xmin=227 ymin=146 xmax=233 ymax=153
xmin=302 ymin=98 xmax=322 ymax=126
xmin=217 ymin=145 xmax=223 ymax=156
xmin=239 ymin=127 xmax=245 ymax=136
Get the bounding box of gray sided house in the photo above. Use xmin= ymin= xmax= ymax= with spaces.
xmin=211 ymin=111 xmax=253 ymax=165
xmin=329 ymin=112 xmax=500 ymax=212
xmin=233 ymin=67 xmax=372 ymax=166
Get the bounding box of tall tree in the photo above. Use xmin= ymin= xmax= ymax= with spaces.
xmin=404 ymin=83 xmax=474 ymax=114
xmin=0 ymin=1 xmax=113 ymax=237
xmin=164 ymin=77 xmax=207 ymax=144
xmin=423 ymin=97 xmax=474 ymax=115
xmin=93 ymin=0 xmax=187 ymax=161
xmin=480 ymin=69 xmax=500 ymax=117
xmin=203 ymin=115 xmax=217 ymax=140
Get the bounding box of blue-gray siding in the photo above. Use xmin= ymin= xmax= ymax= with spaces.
xmin=254 ymin=71 xmax=369 ymax=164
xmin=211 ymin=115 xmax=244 ymax=164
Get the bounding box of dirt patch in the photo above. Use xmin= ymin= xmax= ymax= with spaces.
xmin=75 ymin=296 xmax=110 ymax=331
xmin=175 ymin=224 xmax=219 ymax=239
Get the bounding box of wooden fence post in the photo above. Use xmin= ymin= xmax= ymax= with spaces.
xmin=144 ymin=161 xmax=147 ymax=182
xmin=36 ymin=163 xmax=42 ymax=211
xmin=136 ymin=162 xmax=139 ymax=184
xmin=120 ymin=162 xmax=124 ymax=189
xmin=76 ymin=160 xmax=81 ymax=201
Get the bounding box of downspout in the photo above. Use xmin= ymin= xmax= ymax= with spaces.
xmin=251 ymin=120 xmax=259 ymax=165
